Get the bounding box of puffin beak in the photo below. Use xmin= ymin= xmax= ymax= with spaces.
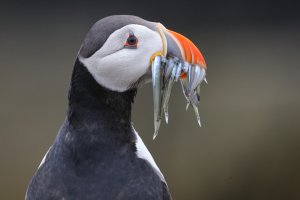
xmin=151 ymin=23 xmax=207 ymax=139
xmin=164 ymin=29 xmax=206 ymax=68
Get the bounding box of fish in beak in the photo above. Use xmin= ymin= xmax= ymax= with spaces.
xmin=151 ymin=23 xmax=207 ymax=139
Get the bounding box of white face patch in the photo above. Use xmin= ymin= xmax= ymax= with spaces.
xmin=79 ymin=24 xmax=163 ymax=92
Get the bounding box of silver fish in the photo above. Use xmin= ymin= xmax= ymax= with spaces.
xmin=162 ymin=66 xmax=177 ymax=124
xmin=182 ymin=61 xmax=189 ymax=73
xmin=151 ymin=55 xmax=207 ymax=137
xmin=189 ymin=66 xmax=201 ymax=92
xmin=180 ymin=79 xmax=190 ymax=110
xmin=180 ymin=78 xmax=189 ymax=102
xmin=188 ymin=64 xmax=196 ymax=95
xmin=204 ymin=77 xmax=208 ymax=84
xmin=191 ymin=102 xmax=201 ymax=127
xmin=151 ymin=56 xmax=163 ymax=139
xmin=196 ymin=84 xmax=201 ymax=101
xmin=174 ymin=62 xmax=182 ymax=82
xmin=164 ymin=57 xmax=175 ymax=79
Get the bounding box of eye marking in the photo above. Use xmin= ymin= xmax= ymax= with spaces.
xmin=124 ymin=32 xmax=138 ymax=49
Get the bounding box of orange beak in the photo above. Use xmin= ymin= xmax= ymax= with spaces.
xmin=167 ymin=30 xmax=206 ymax=69
xmin=157 ymin=26 xmax=206 ymax=79
xmin=156 ymin=23 xmax=206 ymax=70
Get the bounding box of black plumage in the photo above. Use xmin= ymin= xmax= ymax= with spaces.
xmin=26 ymin=59 xmax=171 ymax=200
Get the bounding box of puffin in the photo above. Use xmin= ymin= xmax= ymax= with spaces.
xmin=26 ymin=15 xmax=206 ymax=200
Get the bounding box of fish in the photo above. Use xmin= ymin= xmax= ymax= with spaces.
xmin=151 ymin=55 xmax=207 ymax=139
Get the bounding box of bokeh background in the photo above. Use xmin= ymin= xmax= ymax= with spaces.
xmin=1 ymin=0 xmax=300 ymax=199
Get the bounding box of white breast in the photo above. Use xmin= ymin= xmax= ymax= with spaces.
xmin=38 ymin=146 xmax=52 ymax=169
xmin=132 ymin=126 xmax=165 ymax=182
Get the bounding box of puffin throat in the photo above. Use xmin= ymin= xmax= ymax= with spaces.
xmin=67 ymin=59 xmax=137 ymax=144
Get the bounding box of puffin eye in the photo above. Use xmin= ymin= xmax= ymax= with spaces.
xmin=124 ymin=33 xmax=138 ymax=49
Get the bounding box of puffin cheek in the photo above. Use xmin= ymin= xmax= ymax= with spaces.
xmin=123 ymin=61 xmax=148 ymax=83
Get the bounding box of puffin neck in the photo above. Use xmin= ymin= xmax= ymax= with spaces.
xmin=67 ymin=59 xmax=137 ymax=144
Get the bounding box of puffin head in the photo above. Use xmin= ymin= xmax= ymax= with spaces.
xmin=78 ymin=15 xmax=206 ymax=92
xmin=76 ymin=15 xmax=207 ymax=137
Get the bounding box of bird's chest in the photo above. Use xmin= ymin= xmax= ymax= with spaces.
xmin=55 ymin=155 xmax=164 ymax=200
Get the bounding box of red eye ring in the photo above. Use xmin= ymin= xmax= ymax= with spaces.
xmin=124 ymin=33 xmax=138 ymax=48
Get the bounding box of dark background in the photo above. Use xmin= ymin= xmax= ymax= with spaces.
xmin=1 ymin=0 xmax=300 ymax=199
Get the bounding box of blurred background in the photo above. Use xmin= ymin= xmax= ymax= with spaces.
xmin=1 ymin=0 xmax=300 ymax=199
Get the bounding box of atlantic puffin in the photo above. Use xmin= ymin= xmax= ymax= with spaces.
xmin=26 ymin=15 xmax=206 ymax=200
